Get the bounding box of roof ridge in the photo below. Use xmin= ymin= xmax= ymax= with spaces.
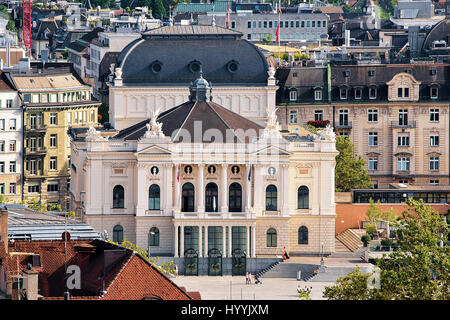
xmin=172 ymin=101 xmax=196 ymax=142
xmin=103 ymin=252 xmax=133 ymax=294
xmin=206 ymin=101 xmax=242 ymax=143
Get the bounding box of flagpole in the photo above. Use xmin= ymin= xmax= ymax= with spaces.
xmin=278 ymin=0 xmax=281 ymax=63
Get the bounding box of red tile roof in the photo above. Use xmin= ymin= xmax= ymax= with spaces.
xmin=2 ymin=240 xmax=192 ymax=300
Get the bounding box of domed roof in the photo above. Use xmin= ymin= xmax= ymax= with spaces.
xmin=116 ymin=26 xmax=269 ymax=85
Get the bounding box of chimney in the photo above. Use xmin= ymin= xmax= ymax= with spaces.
xmin=18 ymin=58 xmax=30 ymax=73
xmin=22 ymin=267 xmax=39 ymax=300
xmin=0 ymin=207 xmax=8 ymax=254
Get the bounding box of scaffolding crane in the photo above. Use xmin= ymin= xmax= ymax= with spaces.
xmin=22 ymin=0 xmax=31 ymax=56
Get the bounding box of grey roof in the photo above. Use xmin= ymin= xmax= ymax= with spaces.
xmin=117 ymin=27 xmax=269 ymax=85
xmin=6 ymin=207 xmax=100 ymax=241
xmin=141 ymin=25 xmax=242 ymax=37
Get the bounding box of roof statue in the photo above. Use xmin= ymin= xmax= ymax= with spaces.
xmin=268 ymin=67 xmax=276 ymax=79
xmin=144 ymin=107 xmax=165 ymax=138
xmin=318 ymin=124 xmax=336 ymax=142
xmin=85 ymin=126 xmax=108 ymax=141
xmin=262 ymin=106 xmax=282 ymax=139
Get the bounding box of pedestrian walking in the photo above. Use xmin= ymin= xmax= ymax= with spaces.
xmin=245 ymin=272 xmax=249 ymax=285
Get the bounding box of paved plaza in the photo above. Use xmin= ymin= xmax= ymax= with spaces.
xmin=171 ymin=257 xmax=372 ymax=300
xmin=172 ymin=275 xmax=333 ymax=300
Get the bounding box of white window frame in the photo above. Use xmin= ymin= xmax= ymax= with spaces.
xmin=314 ymin=110 xmax=323 ymax=121
xmin=369 ymin=87 xmax=377 ymax=99
xmin=397 ymin=157 xmax=410 ymax=171
xmin=430 ymin=135 xmax=439 ymax=147
xmin=430 ymin=108 xmax=439 ymax=122
xmin=354 ymin=88 xmax=362 ymax=100
xmin=397 ymin=135 xmax=410 ymax=147
xmin=368 ymin=109 xmax=378 ymax=122
xmin=314 ymin=89 xmax=322 ymax=101
xmin=429 ymin=156 xmax=439 ymax=171
xmin=430 ymin=87 xmax=438 ymax=99
xmin=289 ymin=90 xmax=297 ymax=102
xmin=368 ymin=132 xmax=378 ymax=146
xmin=368 ymin=158 xmax=378 ymax=171
xmin=289 ymin=110 xmax=298 ymax=124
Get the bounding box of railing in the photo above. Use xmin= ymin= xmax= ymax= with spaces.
xmin=390 ymin=120 xmax=417 ymax=128
xmin=335 ymin=121 xmax=352 ymax=129
xmin=25 ymin=147 xmax=47 ymax=155
xmin=173 ymin=210 xmax=255 ymax=220
xmin=26 ymin=124 xmax=47 ymax=132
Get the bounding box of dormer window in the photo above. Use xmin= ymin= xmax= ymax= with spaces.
xmin=368 ymin=70 xmax=375 ymax=77
xmin=398 ymin=87 xmax=409 ymax=98
xmin=354 ymin=88 xmax=362 ymax=99
xmin=289 ymin=89 xmax=297 ymax=101
xmin=430 ymin=69 xmax=437 ymax=76
xmin=369 ymin=87 xmax=377 ymax=99
xmin=314 ymin=89 xmax=322 ymax=101
xmin=430 ymin=87 xmax=438 ymax=99
xmin=344 ymin=71 xmax=350 ymax=77
xmin=340 ymin=87 xmax=347 ymax=100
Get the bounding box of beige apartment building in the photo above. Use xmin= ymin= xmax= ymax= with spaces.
xmin=6 ymin=62 xmax=101 ymax=209
xmin=276 ymin=63 xmax=450 ymax=188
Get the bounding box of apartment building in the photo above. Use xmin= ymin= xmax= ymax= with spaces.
xmin=276 ymin=63 xmax=450 ymax=188
xmin=0 ymin=71 xmax=21 ymax=202
xmin=5 ymin=63 xmax=101 ymax=209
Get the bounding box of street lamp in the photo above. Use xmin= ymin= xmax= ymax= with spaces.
xmin=148 ymin=231 xmax=156 ymax=258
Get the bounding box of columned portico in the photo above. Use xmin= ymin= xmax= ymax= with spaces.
xmin=174 ymin=164 xmax=181 ymax=211
xmin=164 ymin=163 xmax=173 ymax=214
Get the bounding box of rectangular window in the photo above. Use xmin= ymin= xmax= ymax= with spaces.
xmin=289 ymin=90 xmax=297 ymax=101
xmin=312 ymin=21 xmax=315 ymax=28
xmin=430 ymin=180 xmax=439 ymax=186
xmin=369 ymin=87 xmax=377 ymax=99
xmin=28 ymin=183 xmax=40 ymax=193
xmin=404 ymin=87 xmax=409 ymax=98
xmin=50 ymin=157 xmax=57 ymax=170
xmin=290 ymin=21 xmax=294 ymax=28
xmin=340 ymin=88 xmax=347 ymax=99
xmin=339 ymin=132 xmax=349 ymax=138
xmin=0 ymin=183 xmax=4 ymax=194
xmin=301 ymin=21 xmax=305 ymax=28
xmin=397 ymin=157 xmax=410 ymax=171
xmin=296 ymin=21 xmax=299 ymax=28
xmin=23 ymin=94 xmax=31 ymax=103
xmin=248 ymin=21 xmax=251 ymax=28
xmin=47 ymin=183 xmax=59 ymax=192
xmin=354 ymin=88 xmax=362 ymax=99
xmin=339 ymin=109 xmax=348 ymax=126
xmin=368 ymin=132 xmax=378 ymax=146
xmin=306 ymin=21 xmax=310 ymax=28
xmin=9 ymin=183 xmax=16 ymax=194
xmin=269 ymin=21 xmax=272 ymax=28
xmin=317 ymin=21 xmax=321 ymax=27
xmin=430 ymin=157 xmax=439 ymax=171
xmin=0 ymin=119 xmax=4 ymax=130
xmin=398 ymin=135 xmax=410 ymax=147
xmin=6 ymin=99 xmax=13 ymax=108
xmin=50 ymin=134 xmax=57 ymax=147
xmin=231 ymin=21 xmax=235 ymax=28
xmin=263 ymin=21 xmax=267 ymax=28
xmin=368 ymin=158 xmax=378 ymax=171
xmin=289 ymin=110 xmax=298 ymax=124
xmin=258 ymin=21 xmax=262 ymax=28
xmin=9 ymin=119 xmax=16 ymax=130
xmin=50 ymin=113 xmax=57 ymax=125
xmin=399 ymin=109 xmax=408 ymax=126
xmin=0 ymin=162 xmax=4 ymax=173
xmin=430 ymin=135 xmax=439 ymax=146
xmin=9 ymin=161 xmax=16 ymax=173
xmin=314 ymin=110 xmax=323 ymax=121
xmin=368 ymin=109 xmax=378 ymax=122
xmin=9 ymin=140 xmax=16 ymax=152
xmin=430 ymin=108 xmax=439 ymax=122
xmin=67 ymin=112 xmax=72 ymax=124
xmin=29 ymin=159 xmax=36 ymax=175
xmin=314 ymin=90 xmax=322 ymax=101
xmin=252 ymin=21 xmax=256 ymax=28
xmin=430 ymin=87 xmax=438 ymax=99
xmin=0 ymin=140 xmax=4 ymax=152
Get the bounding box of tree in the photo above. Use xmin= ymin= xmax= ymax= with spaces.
xmin=335 ymin=136 xmax=373 ymax=192
xmin=0 ymin=5 xmax=16 ymax=32
xmin=150 ymin=0 xmax=166 ymax=19
xmin=109 ymin=238 xmax=177 ymax=276
xmin=324 ymin=199 xmax=450 ymax=300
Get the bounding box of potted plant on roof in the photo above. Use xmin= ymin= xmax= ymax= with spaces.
xmin=361 ymin=234 xmax=371 ymax=247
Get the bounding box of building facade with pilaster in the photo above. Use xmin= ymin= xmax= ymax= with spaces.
xmin=69 ymin=76 xmax=338 ymax=275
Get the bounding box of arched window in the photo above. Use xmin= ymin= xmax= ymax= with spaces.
xmin=148 ymin=184 xmax=160 ymax=210
xmin=182 ymin=183 xmax=195 ymax=212
xmin=149 ymin=227 xmax=159 ymax=247
xmin=297 ymin=186 xmax=309 ymax=209
xmin=229 ymin=183 xmax=242 ymax=212
xmin=113 ymin=225 xmax=124 ymax=244
xmin=298 ymin=226 xmax=308 ymax=244
xmin=266 ymin=228 xmax=277 ymax=247
xmin=265 ymin=185 xmax=277 ymax=211
xmin=113 ymin=185 xmax=124 ymax=208
xmin=205 ymin=182 xmax=218 ymax=212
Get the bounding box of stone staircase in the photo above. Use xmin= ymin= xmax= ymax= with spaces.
xmin=259 ymin=263 xmax=319 ymax=280
xmin=335 ymin=229 xmax=363 ymax=252
xmin=335 ymin=237 xmax=352 ymax=252
xmin=254 ymin=260 xmax=281 ymax=279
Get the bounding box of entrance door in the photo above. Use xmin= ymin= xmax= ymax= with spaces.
xmin=208 ymin=248 xmax=222 ymax=276
xmin=184 ymin=248 xmax=198 ymax=276
xmin=232 ymin=248 xmax=246 ymax=276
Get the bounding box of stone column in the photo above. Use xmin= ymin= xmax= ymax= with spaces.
xmin=228 ymin=226 xmax=232 ymax=257
xmin=136 ymin=163 xmax=147 ymax=216
xmin=165 ymin=163 xmax=173 ymax=214
xmin=180 ymin=225 xmax=184 ymax=257
xmin=253 ymin=165 xmax=263 ymax=214
xmin=281 ymin=163 xmax=290 ymax=217
xmin=174 ymin=224 xmax=179 ymax=257
xmin=221 ymin=164 xmax=228 ymax=212
xmin=197 ymin=164 xmax=205 ymax=212
xmin=174 ymin=164 xmax=181 ymax=211
xmin=222 ymin=226 xmax=226 ymax=256
xmin=198 ymin=225 xmax=203 ymax=258
xmin=245 ymin=164 xmax=252 ymax=211
xmin=246 ymin=225 xmax=250 ymax=257
xmin=204 ymin=225 xmax=208 ymax=256
xmin=252 ymin=225 xmax=256 ymax=257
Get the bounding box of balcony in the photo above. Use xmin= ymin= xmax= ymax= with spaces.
xmin=173 ymin=210 xmax=255 ymax=220
xmin=335 ymin=121 xmax=353 ymax=129
xmin=25 ymin=124 xmax=47 ymax=133
xmin=25 ymin=147 xmax=47 ymax=155
xmin=390 ymin=121 xmax=416 ymax=128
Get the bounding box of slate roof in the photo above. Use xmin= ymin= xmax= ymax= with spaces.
xmin=113 ymin=100 xmax=264 ymax=143
xmin=117 ymin=26 xmax=268 ymax=85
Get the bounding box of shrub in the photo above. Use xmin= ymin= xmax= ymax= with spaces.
xmin=361 ymin=234 xmax=371 ymax=243
xmin=380 ymin=239 xmax=393 ymax=246
xmin=365 ymin=224 xmax=377 ymax=235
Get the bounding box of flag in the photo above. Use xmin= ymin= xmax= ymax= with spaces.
xmin=275 ymin=23 xmax=280 ymax=43
xmin=247 ymin=165 xmax=252 ymax=182
xmin=177 ymin=164 xmax=181 ymax=182
xmin=226 ymin=1 xmax=230 ymax=29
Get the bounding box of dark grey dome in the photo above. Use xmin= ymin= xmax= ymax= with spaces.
xmin=116 ymin=26 xmax=269 ymax=85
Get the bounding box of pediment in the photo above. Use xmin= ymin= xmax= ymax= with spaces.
xmin=135 ymin=144 xmax=172 ymax=155
xmin=253 ymin=145 xmax=291 ymax=156
xmin=386 ymin=73 xmax=421 ymax=86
